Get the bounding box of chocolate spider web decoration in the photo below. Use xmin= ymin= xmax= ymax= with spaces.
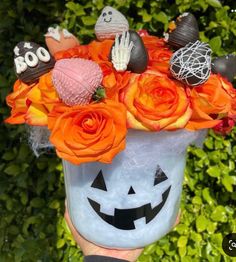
xmin=170 ymin=40 xmax=212 ymax=86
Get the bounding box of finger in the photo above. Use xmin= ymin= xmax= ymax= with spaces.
xmin=128 ymin=40 xmax=134 ymax=53
xmin=124 ymin=31 xmax=130 ymax=48
xmin=114 ymin=34 xmax=120 ymax=58
xmin=120 ymin=31 xmax=125 ymax=48
xmin=173 ymin=209 xmax=181 ymax=228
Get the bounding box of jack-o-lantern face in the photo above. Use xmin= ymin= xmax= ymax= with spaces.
xmin=88 ymin=166 xmax=171 ymax=230
xmin=64 ymin=130 xmax=204 ymax=248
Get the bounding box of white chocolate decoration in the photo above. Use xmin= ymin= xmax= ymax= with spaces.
xmin=111 ymin=31 xmax=134 ymax=72
xmin=14 ymin=57 xmax=27 ymax=74
xmin=24 ymin=52 xmax=38 ymax=67
xmin=95 ymin=6 xmax=129 ymax=41
xmin=62 ymin=28 xmax=73 ymax=38
xmin=45 ymin=26 xmax=61 ymax=42
xmin=45 ymin=26 xmax=80 ymax=56
xmin=36 ymin=47 xmax=51 ymax=62
xmin=24 ymin=42 xmax=33 ymax=49
xmin=14 ymin=46 xmax=20 ymax=56
xmin=13 ymin=41 xmax=55 ymax=83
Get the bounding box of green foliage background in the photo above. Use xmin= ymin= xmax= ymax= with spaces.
xmin=0 ymin=0 xmax=236 ymax=261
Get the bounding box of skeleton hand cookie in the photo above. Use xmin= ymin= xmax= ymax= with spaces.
xmin=111 ymin=31 xmax=134 ymax=72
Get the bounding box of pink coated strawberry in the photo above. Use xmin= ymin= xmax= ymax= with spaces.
xmin=52 ymin=58 xmax=103 ymax=106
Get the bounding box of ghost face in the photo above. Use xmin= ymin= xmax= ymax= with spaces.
xmin=64 ymin=130 xmax=201 ymax=248
xmin=95 ymin=6 xmax=129 ymax=41
xmin=101 ymin=9 xmax=113 ymax=23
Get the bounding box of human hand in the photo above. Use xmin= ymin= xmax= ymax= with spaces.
xmin=64 ymin=206 xmax=181 ymax=262
xmin=64 ymin=206 xmax=143 ymax=262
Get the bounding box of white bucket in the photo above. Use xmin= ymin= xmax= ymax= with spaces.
xmin=63 ymin=129 xmax=206 ymax=249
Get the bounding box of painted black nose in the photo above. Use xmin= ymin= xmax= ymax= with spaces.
xmin=128 ymin=186 xmax=135 ymax=195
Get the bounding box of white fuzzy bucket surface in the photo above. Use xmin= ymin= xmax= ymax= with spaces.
xmin=63 ymin=129 xmax=206 ymax=249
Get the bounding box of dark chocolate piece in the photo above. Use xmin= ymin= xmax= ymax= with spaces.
xmin=166 ymin=13 xmax=199 ymax=50
xmin=127 ymin=30 xmax=148 ymax=73
xmin=13 ymin=41 xmax=55 ymax=84
xmin=170 ymin=41 xmax=212 ymax=86
xmin=212 ymin=55 xmax=236 ymax=82
xmin=109 ymin=30 xmax=148 ymax=73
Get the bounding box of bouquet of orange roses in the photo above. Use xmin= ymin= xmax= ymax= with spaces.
xmin=5 ymin=6 xmax=236 ymax=248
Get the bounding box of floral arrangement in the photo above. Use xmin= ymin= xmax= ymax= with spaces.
xmin=5 ymin=12 xmax=236 ymax=165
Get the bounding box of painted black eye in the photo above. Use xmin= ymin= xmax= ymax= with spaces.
xmin=91 ymin=170 xmax=107 ymax=191
xmin=108 ymin=11 xmax=112 ymax=15
xmin=102 ymin=12 xmax=107 ymax=17
xmin=154 ymin=165 xmax=168 ymax=186
xmin=128 ymin=186 xmax=135 ymax=195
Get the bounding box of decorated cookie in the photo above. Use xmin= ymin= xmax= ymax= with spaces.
xmin=170 ymin=41 xmax=212 ymax=86
xmin=95 ymin=6 xmax=129 ymax=41
xmin=52 ymin=58 xmax=103 ymax=106
xmin=13 ymin=41 xmax=55 ymax=84
xmin=45 ymin=26 xmax=80 ymax=56
xmin=110 ymin=30 xmax=148 ymax=73
xmin=212 ymin=54 xmax=236 ymax=82
xmin=164 ymin=13 xmax=199 ymax=49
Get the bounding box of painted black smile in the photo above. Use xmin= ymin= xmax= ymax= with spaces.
xmin=104 ymin=17 xmax=112 ymax=23
xmin=88 ymin=186 xmax=171 ymax=230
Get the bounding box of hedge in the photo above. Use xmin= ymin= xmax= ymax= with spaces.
xmin=0 ymin=0 xmax=235 ymax=261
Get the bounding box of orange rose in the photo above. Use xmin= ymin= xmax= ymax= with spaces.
xmin=186 ymin=74 xmax=236 ymax=130
xmin=5 ymin=80 xmax=32 ymax=124
xmin=148 ymin=48 xmax=172 ymax=75
xmin=54 ymin=45 xmax=89 ymax=60
xmin=142 ymin=35 xmax=167 ymax=51
xmin=5 ymin=72 xmax=61 ymax=126
xmin=48 ymin=100 xmax=127 ymax=165
xmin=141 ymin=35 xmax=173 ymax=75
xmin=100 ymin=62 xmax=131 ymax=101
xmin=121 ymin=71 xmax=192 ymax=131
xmin=88 ymin=40 xmax=114 ymax=63
xmin=25 ymin=71 xmax=61 ymax=126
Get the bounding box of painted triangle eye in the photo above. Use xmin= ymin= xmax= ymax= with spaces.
xmin=91 ymin=170 xmax=107 ymax=191
xmin=154 ymin=165 xmax=168 ymax=186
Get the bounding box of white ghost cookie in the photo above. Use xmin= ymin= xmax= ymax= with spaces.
xmin=95 ymin=6 xmax=129 ymax=41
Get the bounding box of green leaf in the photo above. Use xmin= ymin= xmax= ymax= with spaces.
xmin=211 ymin=206 xmax=227 ymax=222
xmin=56 ymin=239 xmax=65 ymax=249
xmin=49 ymin=200 xmax=60 ymax=209
xmin=221 ymin=174 xmax=234 ymax=192
xmin=4 ymin=164 xmax=21 ymax=176
xmin=178 ymin=246 xmax=187 ymax=257
xmin=196 ymin=215 xmax=208 ymax=232
xmin=139 ymin=10 xmax=152 ymax=22
xmin=154 ymin=12 xmax=168 ymax=25
xmin=177 ymin=236 xmax=188 ymax=248
xmin=2 ymin=152 xmax=15 ymax=161
xmin=81 ymin=16 xmax=97 ymax=26
xmin=207 ymin=166 xmax=221 ymax=178
xmin=30 ymin=198 xmax=45 ymax=208
xmin=192 ymin=196 xmax=202 ymax=205
xmin=92 ymin=87 xmax=106 ymax=102
xmin=209 ymin=36 xmax=222 ymax=53
xmin=143 ymin=243 xmax=156 ymax=255
xmin=206 ymin=0 xmax=222 ymax=8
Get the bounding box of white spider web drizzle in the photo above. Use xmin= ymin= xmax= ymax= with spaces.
xmin=170 ymin=40 xmax=212 ymax=86
xmin=27 ymin=125 xmax=53 ymax=157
